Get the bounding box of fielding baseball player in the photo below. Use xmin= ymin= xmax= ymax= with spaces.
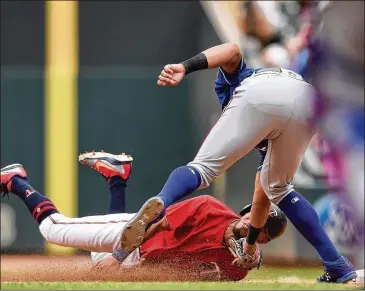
xmin=117 ymin=43 xmax=357 ymax=283
xmin=1 ymin=152 xmax=287 ymax=281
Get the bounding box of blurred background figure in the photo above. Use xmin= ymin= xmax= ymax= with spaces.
xmin=305 ymin=0 xmax=364 ymax=268
xmin=240 ymin=0 xmax=312 ymax=71
xmin=314 ymin=194 xmax=363 ymax=265
xmin=202 ymin=1 xmax=315 ymax=72
xmin=306 ymin=0 xmax=364 ymax=217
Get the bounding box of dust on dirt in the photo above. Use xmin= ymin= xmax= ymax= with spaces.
xmin=1 ymin=255 xmax=201 ymax=282
xmin=1 ymin=255 xmax=363 ymax=287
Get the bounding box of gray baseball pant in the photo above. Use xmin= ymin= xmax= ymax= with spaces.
xmin=188 ymin=71 xmax=316 ymax=204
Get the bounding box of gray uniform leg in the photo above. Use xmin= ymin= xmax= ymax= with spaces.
xmin=189 ymin=73 xmax=313 ymax=192
xmin=260 ymin=119 xmax=316 ymax=204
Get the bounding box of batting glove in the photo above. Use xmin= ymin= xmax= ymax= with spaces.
xmin=228 ymin=237 xmax=263 ymax=270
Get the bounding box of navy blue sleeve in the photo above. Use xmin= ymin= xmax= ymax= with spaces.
xmin=214 ymin=59 xmax=246 ymax=106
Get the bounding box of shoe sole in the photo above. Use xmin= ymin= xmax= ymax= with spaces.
xmin=79 ymin=152 xmax=133 ymax=164
xmin=120 ymin=197 xmax=165 ymax=253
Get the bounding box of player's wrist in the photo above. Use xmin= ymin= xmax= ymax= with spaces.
xmin=178 ymin=64 xmax=187 ymax=75
xmin=180 ymin=53 xmax=208 ymax=75
xmin=246 ymin=225 xmax=261 ymax=245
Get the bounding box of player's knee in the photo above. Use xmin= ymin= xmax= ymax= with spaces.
xmin=260 ymin=182 xmax=294 ymax=205
xmin=269 ymin=194 xmax=288 ymax=205
xmin=187 ymin=162 xmax=218 ymax=189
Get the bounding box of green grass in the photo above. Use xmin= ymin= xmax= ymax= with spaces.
xmin=1 ymin=266 xmax=362 ymax=290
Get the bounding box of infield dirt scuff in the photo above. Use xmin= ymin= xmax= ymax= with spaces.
xmin=1 ymin=255 xmax=363 ymax=287
xmin=1 ymin=255 xmax=205 ymax=282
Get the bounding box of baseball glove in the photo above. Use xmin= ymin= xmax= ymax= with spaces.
xmin=228 ymin=237 xmax=263 ymax=270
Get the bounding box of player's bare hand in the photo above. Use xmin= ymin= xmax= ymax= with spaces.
xmin=157 ymin=64 xmax=185 ymax=87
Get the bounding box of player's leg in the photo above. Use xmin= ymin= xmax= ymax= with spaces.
xmin=40 ymin=212 xmax=135 ymax=252
xmin=79 ymin=151 xmax=133 ymax=214
xmin=260 ymin=101 xmax=357 ymax=282
xmin=0 ymin=163 xmax=135 ymax=253
xmin=120 ymin=74 xmax=301 ymax=253
xmin=164 ymin=73 xmax=308 ymax=201
xmin=91 ymin=171 xmax=128 ymax=261
xmin=78 ymin=151 xmax=138 ymax=263
xmin=156 ymin=75 xmax=299 ymax=207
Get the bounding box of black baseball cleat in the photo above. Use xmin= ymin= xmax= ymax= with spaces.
xmin=317 ymin=271 xmax=357 ymax=283
xmin=317 ymin=257 xmax=357 ymax=283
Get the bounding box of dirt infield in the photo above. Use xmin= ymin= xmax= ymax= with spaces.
xmin=2 ymin=255 xmax=363 ymax=288
xmin=1 ymin=255 xmax=205 ymax=282
xmin=2 ymin=255 xmax=91 ymax=282
xmin=0 ymin=255 xmax=319 ymax=285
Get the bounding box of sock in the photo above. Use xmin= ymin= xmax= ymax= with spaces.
xmin=108 ymin=176 xmax=127 ymax=214
xmin=10 ymin=177 xmax=59 ymax=225
xmin=157 ymin=166 xmax=201 ymax=207
xmin=278 ymin=191 xmax=341 ymax=263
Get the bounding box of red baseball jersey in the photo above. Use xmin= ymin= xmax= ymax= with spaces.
xmin=140 ymin=195 xmax=248 ymax=281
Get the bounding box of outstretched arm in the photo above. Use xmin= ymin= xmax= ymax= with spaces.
xmin=201 ymin=43 xmax=242 ymax=73
xmin=244 ymin=172 xmax=270 ymax=254
xmin=157 ymin=43 xmax=242 ymax=87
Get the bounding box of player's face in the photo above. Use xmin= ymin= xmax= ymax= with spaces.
xmin=241 ymin=213 xmax=270 ymax=244
xmin=257 ymin=231 xmax=270 ymax=244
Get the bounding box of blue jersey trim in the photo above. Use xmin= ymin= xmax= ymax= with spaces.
xmin=214 ymin=58 xmax=255 ymax=106
xmin=218 ymin=67 xmax=232 ymax=86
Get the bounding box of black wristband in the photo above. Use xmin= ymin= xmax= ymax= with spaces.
xmin=180 ymin=53 xmax=208 ymax=75
xmin=246 ymin=225 xmax=261 ymax=245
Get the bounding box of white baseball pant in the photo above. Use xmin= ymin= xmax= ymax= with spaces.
xmin=39 ymin=212 xmax=140 ymax=266
xmin=189 ymin=69 xmax=316 ymax=204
